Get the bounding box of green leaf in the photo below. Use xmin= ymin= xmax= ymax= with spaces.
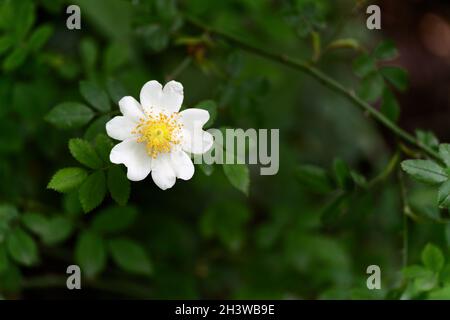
xmin=75 ymin=231 xmax=106 ymax=278
xmin=28 ymin=24 xmax=53 ymax=52
xmin=95 ymin=133 xmax=114 ymax=163
xmin=22 ymin=212 xmax=47 ymax=235
xmin=438 ymin=180 xmax=450 ymax=209
xmin=401 ymin=160 xmax=447 ymax=184
xmin=106 ymin=78 xmax=127 ymax=104
xmin=91 ymin=206 xmax=137 ymax=234
xmin=439 ymin=144 xmax=450 ymax=168
xmin=333 ymin=158 xmax=353 ymax=190
xmin=374 ymin=40 xmax=398 ymax=60
xmin=108 ymin=238 xmax=152 ymax=276
xmin=353 ymin=54 xmax=376 ymax=78
xmin=6 ymin=228 xmax=38 ymax=266
xmin=84 ymin=114 xmax=110 ymax=141
xmin=0 ymin=36 xmax=13 ymax=54
xmin=414 ymin=270 xmax=438 ymax=292
xmin=3 ymin=47 xmax=28 ymax=71
xmin=193 ymin=100 xmax=217 ymax=128
xmin=45 ymin=102 xmax=94 ymax=130
xmin=358 ymin=72 xmax=384 ymax=102
xmin=0 ymin=205 xmax=19 ymax=242
xmin=80 ymin=37 xmax=98 ymax=74
xmin=13 ymin=0 xmax=35 ymax=41
xmin=47 ymin=167 xmax=88 ymax=193
xmin=428 ymin=286 xmax=450 ymax=300
xmin=296 ymin=165 xmax=333 ymax=194
xmin=78 ymin=171 xmax=107 ymax=213
xmin=69 ymin=138 xmax=103 ymax=169
xmin=380 ymin=66 xmax=409 ymax=92
xmin=104 ymin=42 xmax=129 ymax=74
xmin=223 ymin=164 xmax=250 ymax=195
xmin=41 ymin=217 xmax=73 ymax=245
xmin=0 ymin=243 xmax=9 ymax=273
xmin=381 ymin=88 xmax=400 ymax=122
xmin=79 ymin=81 xmax=111 ymax=112
xmin=403 ymin=265 xmax=429 ymax=278
xmin=416 ymin=130 xmax=439 ymax=150
xmin=200 ymin=202 xmax=250 ymax=251
xmin=107 ymin=166 xmax=130 ymax=206
xmin=422 ymin=243 xmax=445 ymax=272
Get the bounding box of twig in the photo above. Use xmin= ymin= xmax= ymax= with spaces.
xmin=184 ymin=15 xmax=441 ymax=162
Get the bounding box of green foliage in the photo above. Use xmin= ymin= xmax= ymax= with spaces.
xmin=107 ymin=166 xmax=131 ymax=206
xmin=47 ymin=168 xmax=88 ymax=193
xmin=108 ymin=238 xmax=152 ymax=276
xmin=45 ymin=103 xmax=94 ymax=130
xmin=79 ymin=171 xmax=107 ymax=213
xmin=75 ymin=231 xmax=107 ymax=278
xmin=1 ymin=0 xmax=449 ymax=300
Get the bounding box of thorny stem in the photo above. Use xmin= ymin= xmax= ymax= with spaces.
xmin=184 ymin=15 xmax=442 ymax=162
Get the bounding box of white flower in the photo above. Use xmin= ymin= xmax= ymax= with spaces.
xmin=106 ymin=80 xmax=213 ymax=190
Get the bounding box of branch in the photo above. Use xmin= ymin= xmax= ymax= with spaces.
xmin=184 ymin=15 xmax=441 ymax=161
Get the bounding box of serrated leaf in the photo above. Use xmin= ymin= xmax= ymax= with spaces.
xmin=47 ymin=167 xmax=88 ymax=193
xmin=353 ymin=54 xmax=376 ymax=78
xmin=95 ymin=133 xmax=114 ymax=163
xmin=79 ymin=81 xmax=111 ymax=112
xmin=381 ymin=88 xmax=400 ymax=122
xmin=78 ymin=171 xmax=107 ymax=213
xmin=401 ymin=160 xmax=447 ymax=184
xmin=422 ymin=243 xmax=445 ymax=272
xmin=438 ymin=180 xmax=450 ymax=209
xmin=75 ymin=231 xmax=106 ymax=278
xmin=374 ymin=40 xmax=398 ymax=60
xmin=193 ymin=100 xmax=217 ymax=128
xmin=45 ymin=102 xmax=94 ymax=130
xmin=358 ymin=72 xmax=384 ymax=102
xmin=108 ymin=238 xmax=152 ymax=275
xmin=223 ymin=164 xmax=250 ymax=195
xmin=6 ymin=228 xmax=38 ymax=266
xmin=91 ymin=206 xmax=137 ymax=234
xmin=69 ymin=138 xmax=103 ymax=169
xmin=107 ymin=166 xmax=130 ymax=206
xmin=380 ymin=66 xmax=409 ymax=92
xmin=439 ymin=144 xmax=450 ymax=168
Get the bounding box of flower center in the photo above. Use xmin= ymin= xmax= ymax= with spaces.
xmin=134 ymin=112 xmax=182 ymax=158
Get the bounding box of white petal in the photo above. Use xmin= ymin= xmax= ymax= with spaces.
xmin=179 ymin=108 xmax=209 ymax=128
xmin=182 ymin=129 xmax=213 ymax=155
xmin=151 ymin=154 xmax=176 ymax=190
xmin=118 ymin=96 xmax=145 ymax=122
xmin=170 ymin=150 xmax=194 ymax=180
xmin=140 ymin=80 xmax=163 ymax=112
xmin=110 ymin=139 xmax=152 ymax=181
xmin=160 ymin=80 xmax=184 ymax=112
xmin=106 ymin=116 xmax=137 ymax=141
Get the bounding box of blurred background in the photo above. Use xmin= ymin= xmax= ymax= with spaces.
xmin=0 ymin=0 xmax=449 ymax=299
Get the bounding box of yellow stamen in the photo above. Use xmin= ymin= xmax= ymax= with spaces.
xmin=133 ymin=112 xmax=182 ymax=158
